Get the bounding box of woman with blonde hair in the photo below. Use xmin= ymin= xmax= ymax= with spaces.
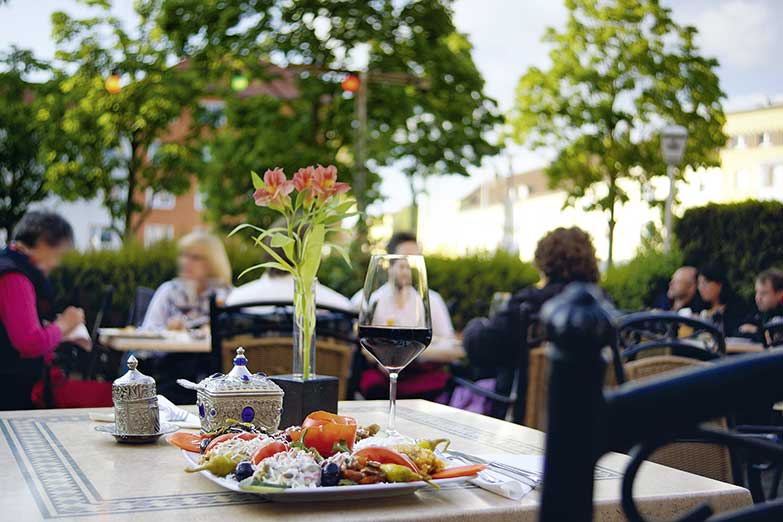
xmin=142 ymin=231 xmax=233 ymax=331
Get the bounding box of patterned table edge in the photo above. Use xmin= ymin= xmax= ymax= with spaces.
xmin=2 ymin=406 xmax=560 ymax=519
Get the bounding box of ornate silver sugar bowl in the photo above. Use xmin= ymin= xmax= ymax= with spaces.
xmin=112 ymin=355 xmax=160 ymax=436
xmin=192 ymin=347 xmax=284 ymax=433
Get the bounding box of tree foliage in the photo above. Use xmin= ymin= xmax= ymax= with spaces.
xmin=154 ymin=0 xmax=500 ymax=228
xmin=42 ymin=0 xmax=203 ymax=240
xmin=0 ymin=48 xmax=51 ymax=238
xmin=510 ymin=0 xmax=726 ymax=266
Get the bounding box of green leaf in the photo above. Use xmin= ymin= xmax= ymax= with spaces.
xmin=334 ymin=200 xmax=355 ymax=214
xmin=251 ymin=170 xmax=264 ymax=190
xmin=270 ymin=233 xmax=294 ymax=248
xmin=237 ymin=261 xmax=290 ymax=280
xmin=330 ymin=244 xmax=352 ymax=268
xmin=228 ymin=223 xmax=266 ymax=238
xmin=294 ymin=190 xmax=306 ymax=210
xmin=300 ymin=224 xmax=325 ymax=281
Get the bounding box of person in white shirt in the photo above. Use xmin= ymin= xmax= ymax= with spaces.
xmin=227 ymin=270 xmax=353 ymax=312
xmin=351 ymin=232 xmax=456 ymax=345
xmin=353 ymin=232 xmax=460 ymax=400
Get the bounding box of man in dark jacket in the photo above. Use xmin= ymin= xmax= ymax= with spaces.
xmin=739 ymin=268 xmax=783 ymax=342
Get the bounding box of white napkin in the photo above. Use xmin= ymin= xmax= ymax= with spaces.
xmin=156 ymin=395 xmax=201 ymax=429
xmin=90 ymin=396 xmax=201 ymax=429
xmin=468 ymin=454 xmax=543 ymax=501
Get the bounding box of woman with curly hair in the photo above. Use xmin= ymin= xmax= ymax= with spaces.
xmin=459 ymin=227 xmax=602 ymax=413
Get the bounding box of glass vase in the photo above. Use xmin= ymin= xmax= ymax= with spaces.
xmin=293 ymin=276 xmax=317 ymax=380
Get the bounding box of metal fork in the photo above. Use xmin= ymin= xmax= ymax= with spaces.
xmin=446 ymin=453 xmax=540 ymax=488
xmin=446 ymin=450 xmax=542 ymax=484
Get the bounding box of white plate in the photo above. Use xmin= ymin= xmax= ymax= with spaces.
xmin=181 ymin=450 xmax=469 ymax=502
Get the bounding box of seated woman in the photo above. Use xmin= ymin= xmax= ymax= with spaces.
xmin=142 ymin=231 xmax=233 ymax=331
xmin=697 ymin=264 xmax=746 ymax=337
xmin=462 ymin=227 xmax=601 ymax=389
xmin=0 ymin=211 xmax=87 ymax=410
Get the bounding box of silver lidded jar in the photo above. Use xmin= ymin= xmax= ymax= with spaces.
xmin=196 ymin=347 xmax=284 ymax=433
xmin=112 ymin=355 xmax=160 ymax=435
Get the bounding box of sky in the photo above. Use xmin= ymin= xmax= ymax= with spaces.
xmin=2 ymin=0 xmax=782 ymax=214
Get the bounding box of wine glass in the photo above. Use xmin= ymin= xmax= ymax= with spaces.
xmin=358 ymin=254 xmax=432 ymax=432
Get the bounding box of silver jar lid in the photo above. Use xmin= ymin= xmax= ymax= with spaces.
xmin=112 ymin=355 xmax=157 ymax=402
xmin=197 ymin=347 xmax=283 ymax=397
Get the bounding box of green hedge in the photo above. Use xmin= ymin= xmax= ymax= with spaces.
xmin=50 ymin=242 xmax=538 ymax=331
xmin=675 ymin=200 xmax=783 ymax=302
xmin=602 ymin=249 xmax=683 ymax=311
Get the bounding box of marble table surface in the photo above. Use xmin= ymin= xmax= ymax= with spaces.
xmin=0 ymin=399 xmax=751 ymax=521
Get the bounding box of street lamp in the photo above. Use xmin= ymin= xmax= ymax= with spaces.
xmin=661 ymin=124 xmax=688 ymax=253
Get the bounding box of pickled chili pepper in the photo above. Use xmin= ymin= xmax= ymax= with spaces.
xmin=185 ymin=454 xmax=242 ymax=477
xmin=379 ymin=463 xmax=439 ymax=489
xmin=417 ymin=439 xmax=451 ymax=452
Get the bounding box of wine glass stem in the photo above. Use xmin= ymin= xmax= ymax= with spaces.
xmin=388 ymin=371 xmax=399 ymax=431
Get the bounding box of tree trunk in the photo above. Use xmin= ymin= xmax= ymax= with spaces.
xmin=123 ymin=138 xmax=138 ymax=243
xmin=408 ymin=175 xmax=418 ymax=233
xmin=606 ymin=175 xmax=617 ymax=269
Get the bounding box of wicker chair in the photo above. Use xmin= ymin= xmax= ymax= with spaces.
xmin=219 ymin=334 xmax=354 ymax=400
xmin=624 ymin=355 xmax=735 ymax=484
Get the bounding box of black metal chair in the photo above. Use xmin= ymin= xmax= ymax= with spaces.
xmin=762 ymin=317 xmax=783 ymax=348
xmin=209 ymin=297 xmax=358 ymax=397
xmin=538 ymin=283 xmax=783 ymax=522
xmin=128 ymin=286 xmax=156 ymax=327
xmin=85 ymin=285 xmax=114 ymax=379
xmin=617 ymin=311 xmax=725 ymax=364
xmin=448 ymin=305 xmax=538 ymax=423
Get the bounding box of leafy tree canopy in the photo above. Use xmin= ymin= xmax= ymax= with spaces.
xmin=42 ymin=0 xmax=204 ymax=239
xmin=510 ymin=0 xmax=726 ymax=265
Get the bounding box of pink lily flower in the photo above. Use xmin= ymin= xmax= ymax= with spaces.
xmin=312 ymin=164 xmax=350 ymax=198
xmin=253 ymin=168 xmax=295 ymax=207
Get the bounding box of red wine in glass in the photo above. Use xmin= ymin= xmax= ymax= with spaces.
xmin=358 ymin=326 xmax=433 ymax=371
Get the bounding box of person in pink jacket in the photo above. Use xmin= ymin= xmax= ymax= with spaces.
xmin=0 ymin=211 xmax=85 ymax=410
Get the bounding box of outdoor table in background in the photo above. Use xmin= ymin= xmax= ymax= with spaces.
xmin=99 ymin=328 xmax=210 ymax=353
xmin=725 ymin=337 xmax=765 ymax=355
xmin=0 ymin=400 xmax=751 ymax=522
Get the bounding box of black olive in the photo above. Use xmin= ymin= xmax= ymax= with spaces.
xmin=235 ymin=460 xmax=254 ymax=482
xmin=199 ymin=437 xmax=211 ymax=454
xmin=321 ymin=462 xmax=340 ymax=487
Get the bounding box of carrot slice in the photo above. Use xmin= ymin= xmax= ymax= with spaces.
xmin=431 ymin=464 xmax=487 ymax=479
xmin=166 ymin=431 xmax=202 ymax=453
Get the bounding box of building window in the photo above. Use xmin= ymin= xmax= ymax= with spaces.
xmin=761 ymin=132 xmax=772 ymax=147
xmin=145 ymin=188 xmax=176 ymax=210
xmin=144 ymin=224 xmax=174 ymax=247
xmin=147 ymin=139 xmax=161 ymax=160
xmin=198 ymin=99 xmax=227 ymax=128
xmin=194 ymin=190 xmax=207 ymax=212
xmin=88 ymin=224 xmax=117 ymax=250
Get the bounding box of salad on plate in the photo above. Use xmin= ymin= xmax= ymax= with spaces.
xmin=167 ymin=411 xmax=486 ymax=493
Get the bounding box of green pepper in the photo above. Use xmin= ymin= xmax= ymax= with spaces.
xmin=417 ymin=438 xmax=451 ymax=453
xmin=186 ymin=454 xmax=241 ymax=477
xmin=380 ymin=464 xmax=441 ymax=489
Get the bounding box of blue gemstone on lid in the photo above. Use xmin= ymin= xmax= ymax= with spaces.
xmin=209 ymin=408 xmax=216 ymax=417
xmin=242 ymin=374 xmax=250 ymax=382
xmin=198 ymin=403 xmax=205 ymax=418
xmin=241 ymin=406 xmax=255 ymax=423
xmin=255 ymin=371 xmax=267 ymax=377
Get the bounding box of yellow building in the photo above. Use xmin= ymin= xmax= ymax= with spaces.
xmin=720 ymin=103 xmax=783 ymax=198
xmin=415 ymin=103 xmax=783 ymax=263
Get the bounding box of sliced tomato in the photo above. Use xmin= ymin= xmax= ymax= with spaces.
xmin=290 ymin=422 xmax=357 ymax=458
xmin=204 ymin=432 xmax=261 ymax=454
xmin=166 ymin=431 xmax=202 ymax=453
xmin=431 ymin=464 xmax=487 ymax=479
xmin=252 ymin=440 xmax=288 ymax=465
xmin=352 ymin=447 xmax=420 ymax=473
xmin=301 ymin=411 xmax=357 ymax=429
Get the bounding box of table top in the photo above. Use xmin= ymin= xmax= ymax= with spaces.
xmin=725 ymin=339 xmax=765 ymax=354
xmin=99 ymin=329 xmax=211 ymax=353
xmin=0 ymin=400 xmax=751 ymax=522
